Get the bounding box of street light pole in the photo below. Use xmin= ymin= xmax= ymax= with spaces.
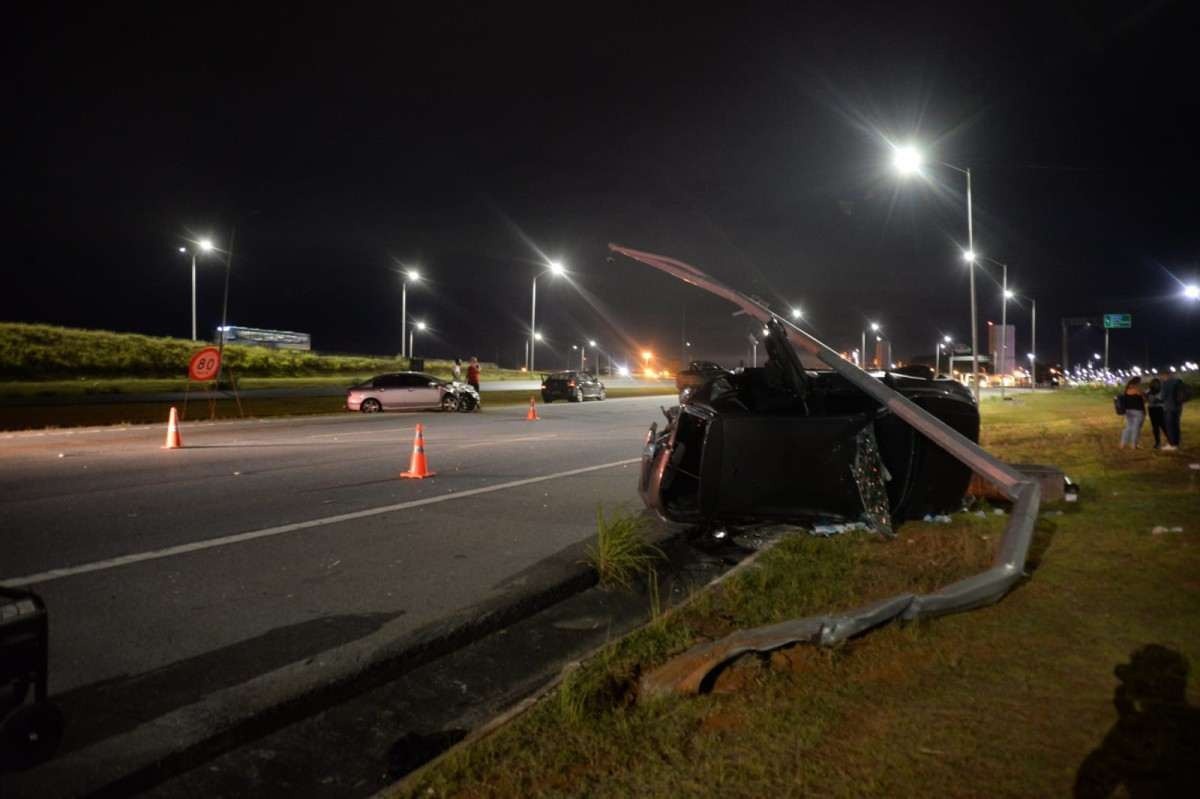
xmin=190 ymin=251 xmax=197 ymax=341
xmin=862 ymin=322 xmax=880 ymax=369
xmin=400 ymin=269 xmax=420 ymax=359
xmin=529 ymin=261 xmax=565 ymax=372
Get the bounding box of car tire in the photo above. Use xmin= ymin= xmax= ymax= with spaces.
xmin=360 ymin=398 xmax=382 ymax=413
xmin=441 ymin=394 xmax=460 ymax=412
xmin=598 ymin=389 xmax=606 ymax=400
xmin=572 ymin=389 xmax=583 ymax=403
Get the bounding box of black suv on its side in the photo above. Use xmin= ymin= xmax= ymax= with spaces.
xmin=541 ymin=371 xmax=606 ymax=403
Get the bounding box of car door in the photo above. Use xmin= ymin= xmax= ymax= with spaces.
xmin=373 ymin=374 xmax=405 ymax=410
xmin=400 ymin=374 xmax=441 ymax=408
xmin=582 ymin=373 xmax=599 ymax=398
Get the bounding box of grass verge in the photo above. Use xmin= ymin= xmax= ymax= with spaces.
xmin=398 ymin=390 xmax=1200 ymax=798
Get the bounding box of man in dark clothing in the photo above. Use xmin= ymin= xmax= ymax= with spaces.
xmin=1160 ymin=372 xmax=1184 ymax=450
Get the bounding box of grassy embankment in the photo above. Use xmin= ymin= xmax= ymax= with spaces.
xmin=399 ymin=390 xmax=1200 ymax=798
xmin=0 ymin=322 xmax=674 ymax=429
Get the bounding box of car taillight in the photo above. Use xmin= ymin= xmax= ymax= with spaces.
xmin=568 ymin=380 xmax=576 ymax=387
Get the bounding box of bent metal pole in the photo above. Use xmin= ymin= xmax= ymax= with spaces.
xmin=609 ymin=243 xmax=1040 ymax=695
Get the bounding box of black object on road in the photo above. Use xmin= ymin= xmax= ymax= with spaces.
xmin=1 ymin=587 xmax=64 ymax=772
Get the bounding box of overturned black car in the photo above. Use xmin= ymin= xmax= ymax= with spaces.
xmin=640 ymin=319 xmax=978 ymax=535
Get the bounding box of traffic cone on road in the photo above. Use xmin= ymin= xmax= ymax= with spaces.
xmin=526 ymin=396 xmax=540 ymax=421
xmin=400 ymin=424 xmax=436 ymax=479
xmin=162 ymin=406 xmax=183 ymax=449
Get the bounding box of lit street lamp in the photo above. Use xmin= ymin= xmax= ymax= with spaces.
xmin=790 ymin=307 xmax=803 ymax=321
xmin=409 ymin=320 xmax=427 ymax=360
xmin=895 ymin=143 xmax=980 ymax=401
xmin=400 ymin=268 xmax=421 ymax=359
xmin=179 ymin=238 xmax=214 ymax=341
xmin=935 ymin=334 xmax=953 ymax=377
xmin=1185 ymin=283 xmax=1200 ymax=300
xmin=861 ymin=322 xmax=880 ymax=369
xmin=530 ymin=261 xmax=565 ymax=371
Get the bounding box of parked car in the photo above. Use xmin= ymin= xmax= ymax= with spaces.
xmin=346 ymin=373 xmax=479 ymax=413
xmin=541 ymin=371 xmax=606 ymax=402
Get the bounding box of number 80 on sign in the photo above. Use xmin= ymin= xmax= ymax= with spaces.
xmin=189 ymin=347 xmax=222 ymax=381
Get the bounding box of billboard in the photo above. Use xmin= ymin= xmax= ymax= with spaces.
xmin=216 ymin=326 xmax=311 ymax=350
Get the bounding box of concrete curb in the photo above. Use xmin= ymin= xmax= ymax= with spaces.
xmin=4 ymin=538 xmax=606 ymax=798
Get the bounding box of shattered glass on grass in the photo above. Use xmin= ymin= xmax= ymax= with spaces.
xmin=851 ymin=424 xmax=893 ymax=537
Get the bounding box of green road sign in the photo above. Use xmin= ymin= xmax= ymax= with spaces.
xmin=1103 ymin=313 xmax=1132 ymax=329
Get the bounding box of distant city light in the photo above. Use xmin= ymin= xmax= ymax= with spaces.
xmin=617 ymin=365 xmax=631 ymax=377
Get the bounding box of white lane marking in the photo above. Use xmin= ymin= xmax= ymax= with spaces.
xmin=1 ymin=457 xmax=641 ymax=588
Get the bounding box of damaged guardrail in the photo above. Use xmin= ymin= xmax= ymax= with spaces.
xmin=608 ymin=244 xmax=1040 ymax=697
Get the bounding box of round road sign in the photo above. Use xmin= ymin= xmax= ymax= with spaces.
xmin=189 ymin=347 xmax=221 ymax=381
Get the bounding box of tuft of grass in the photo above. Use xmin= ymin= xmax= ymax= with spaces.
xmin=585 ymin=507 xmax=664 ymax=590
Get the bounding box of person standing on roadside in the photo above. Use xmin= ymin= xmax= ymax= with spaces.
xmin=1160 ymin=371 xmax=1188 ymax=450
xmin=452 ymin=357 xmax=463 ymax=382
xmin=1147 ymin=377 xmax=1167 ymax=449
xmin=1119 ymin=376 xmax=1146 ymax=449
xmin=466 ymin=356 xmax=481 ymax=395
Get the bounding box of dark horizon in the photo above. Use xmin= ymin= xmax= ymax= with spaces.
xmin=9 ymin=2 xmax=1200 ymax=371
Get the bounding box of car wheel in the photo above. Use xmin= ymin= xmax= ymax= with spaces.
xmin=360 ymin=398 xmax=382 ymax=413
xmin=572 ymin=389 xmax=583 ymax=402
xmin=598 ymin=389 xmax=606 ymax=400
xmin=441 ymin=394 xmax=460 ymax=412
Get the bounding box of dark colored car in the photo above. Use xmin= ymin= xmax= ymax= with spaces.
xmin=346 ymin=372 xmax=480 ymax=413
xmin=541 ymin=371 xmax=606 ymax=403
xmin=641 ymin=318 xmax=979 ymax=533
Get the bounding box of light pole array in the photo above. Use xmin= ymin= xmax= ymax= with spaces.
xmin=400 ymin=268 xmax=421 ymax=358
xmin=530 ymin=261 xmax=565 ymax=371
xmin=894 ymin=144 xmax=980 ymax=401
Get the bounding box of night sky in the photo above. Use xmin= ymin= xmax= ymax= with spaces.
xmin=10 ymin=1 xmax=1200 ymax=371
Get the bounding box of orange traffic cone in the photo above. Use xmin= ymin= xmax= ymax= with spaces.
xmin=162 ymin=406 xmax=183 ymax=449
xmin=400 ymin=424 xmax=436 ymax=479
xmin=526 ymin=396 xmax=540 ymax=421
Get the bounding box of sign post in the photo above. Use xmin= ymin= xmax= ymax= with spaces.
xmin=1102 ymin=314 xmax=1132 ymax=372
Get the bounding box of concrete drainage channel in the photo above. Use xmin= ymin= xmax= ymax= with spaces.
xmin=3 ymin=522 xmax=782 ymax=798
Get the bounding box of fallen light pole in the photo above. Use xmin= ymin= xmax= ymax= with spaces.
xmin=609 ymin=244 xmax=1040 ymax=697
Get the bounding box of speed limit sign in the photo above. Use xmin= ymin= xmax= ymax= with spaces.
xmin=188 ymin=347 xmax=221 ymax=382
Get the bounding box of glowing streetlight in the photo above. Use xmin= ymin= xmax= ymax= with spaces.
xmin=893 ymin=144 xmax=923 ymax=175
xmin=397 ymin=266 xmax=422 ymax=359
xmin=530 ymin=261 xmax=566 ymax=371
xmin=1185 ymin=283 xmax=1200 ymax=300
xmin=409 ymin=320 xmax=427 ymax=360
xmin=790 ymin=307 xmax=803 ymax=320
xmin=936 ymin=335 xmax=954 ymax=377
xmin=642 ymin=350 xmax=653 ymax=361
xmin=179 ymin=238 xmax=216 ymax=341
xmin=896 ymin=145 xmax=980 ymax=400
xmin=861 ymin=322 xmax=881 ymax=369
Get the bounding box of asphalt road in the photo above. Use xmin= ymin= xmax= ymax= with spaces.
xmin=0 ymin=397 xmax=666 ymax=760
